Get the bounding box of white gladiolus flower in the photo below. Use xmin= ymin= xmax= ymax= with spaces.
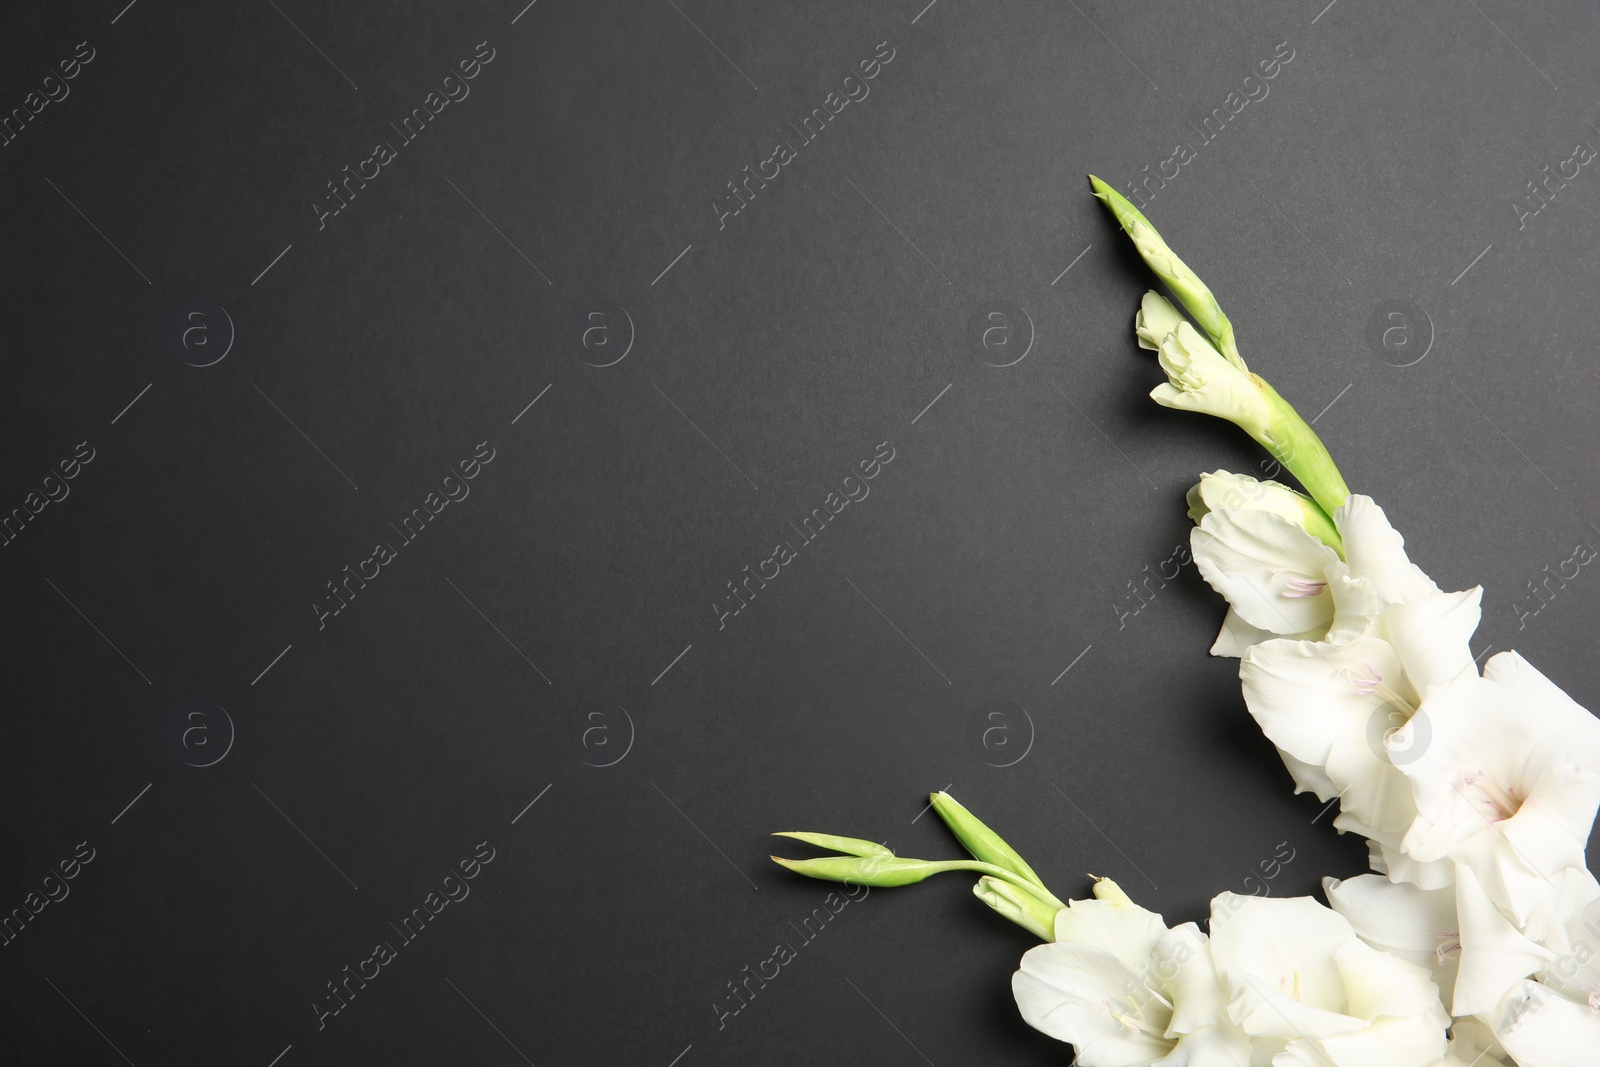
xmin=1012 ymin=879 xmax=1252 ymax=1066
xmin=1193 ymin=507 xmax=1341 ymax=654
xmin=1324 ymin=868 xmax=1557 ymax=1017
xmin=1208 ymin=893 xmax=1450 ymax=1067
xmin=1193 ymin=490 xmax=1440 ymax=659
xmin=1239 ymin=588 xmax=1481 ymax=890
xmin=1185 ymin=479 xmax=1347 ymax=664
xmin=1390 ymin=651 xmax=1600 ymax=933
xmin=1215 ymin=493 xmax=1482 ymax=889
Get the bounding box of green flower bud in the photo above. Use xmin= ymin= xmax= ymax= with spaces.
xmin=1090 ymin=175 xmax=1243 ymax=370
xmin=1092 ymin=177 xmax=1353 ymax=517
xmin=771 ymin=831 xmax=893 ymax=858
xmin=770 ymin=853 xmax=946 ymax=887
xmin=929 ymin=792 xmax=1044 ymax=889
xmin=973 ymin=876 xmax=1061 ymax=941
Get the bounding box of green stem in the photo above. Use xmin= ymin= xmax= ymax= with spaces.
xmin=930 ymin=860 xmax=1067 ymax=910
xmin=1251 ymin=376 xmax=1351 ymax=519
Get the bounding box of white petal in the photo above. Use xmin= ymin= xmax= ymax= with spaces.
xmin=1378 ymin=588 xmax=1482 ymax=695
xmin=1284 ymin=1012 xmax=1449 ymax=1067
xmin=1499 ymin=761 xmax=1600 ymax=887
xmin=1240 ymin=635 xmax=1406 ymax=773
xmin=1241 ymin=635 xmax=1418 ymax=839
xmin=1442 ymin=1015 xmax=1509 ymax=1066
xmin=1368 ymin=842 xmax=1456 ymax=891
xmin=1537 ymin=867 xmax=1600 ymax=998
xmin=1209 ymin=895 xmax=1364 ymax=1040
xmin=1279 ymin=750 xmax=1340 ymax=800
xmin=1192 ymin=510 xmax=1339 ymax=635
xmin=1013 ymin=942 xmax=1175 ymax=1064
xmin=1137 ymin=291 xmax=1185 ymax=351
xmin=1488 ymin=980 xmax=1600 ymax=1067
xmin=1334 ymin=936 xmax=1447 ymax=1024
xmin=1326 ymin=738 xmax=1418 ymax=840
xmin=1160 ymin=923 xmax=1226 ymax=1037
xmin=1053 ymin=897 xmax=1170 ymax=969
xmin=1482 ymin=651 xmax=1600 ymax=770
xmin=1332 ymin=496 xmax=1439 ymax=605
xmin=1324 ymin=570 xmax=1383 ymax=642
xmin=1151 ymin=1024 xmax=1253 ymax=1067
xmin=1210 ymin=608 xmax=1310 ymax=659
xmin=1452 ymin=863 xmax=1554 ymax=1016
xmin=1322 ymin=874 xmax=1459 ymax=996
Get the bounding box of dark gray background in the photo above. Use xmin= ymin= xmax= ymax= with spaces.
xmin=1 ymin=1 xmax=1596 ymax=1063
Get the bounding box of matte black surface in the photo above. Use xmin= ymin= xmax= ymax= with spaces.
xmin=2 ymin=1 xmax=1597 ymax=1063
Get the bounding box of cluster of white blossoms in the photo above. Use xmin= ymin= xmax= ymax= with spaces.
xmin=1175 ymin=461 xmax=1600 ymax=1065
xmin=1015 ymin=177 xmax=1600 ymax=1065
xmin=770 ymin=178 xmax=1599 ymax=1067
xmin=1013 ymin=877 xmax=1458 ymax=1067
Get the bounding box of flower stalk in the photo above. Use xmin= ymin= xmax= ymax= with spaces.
xmin=1089 ymin=175 xmax=1352 ymax=518
xmin=771 ymin=794 xmax=1066 ymax=938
